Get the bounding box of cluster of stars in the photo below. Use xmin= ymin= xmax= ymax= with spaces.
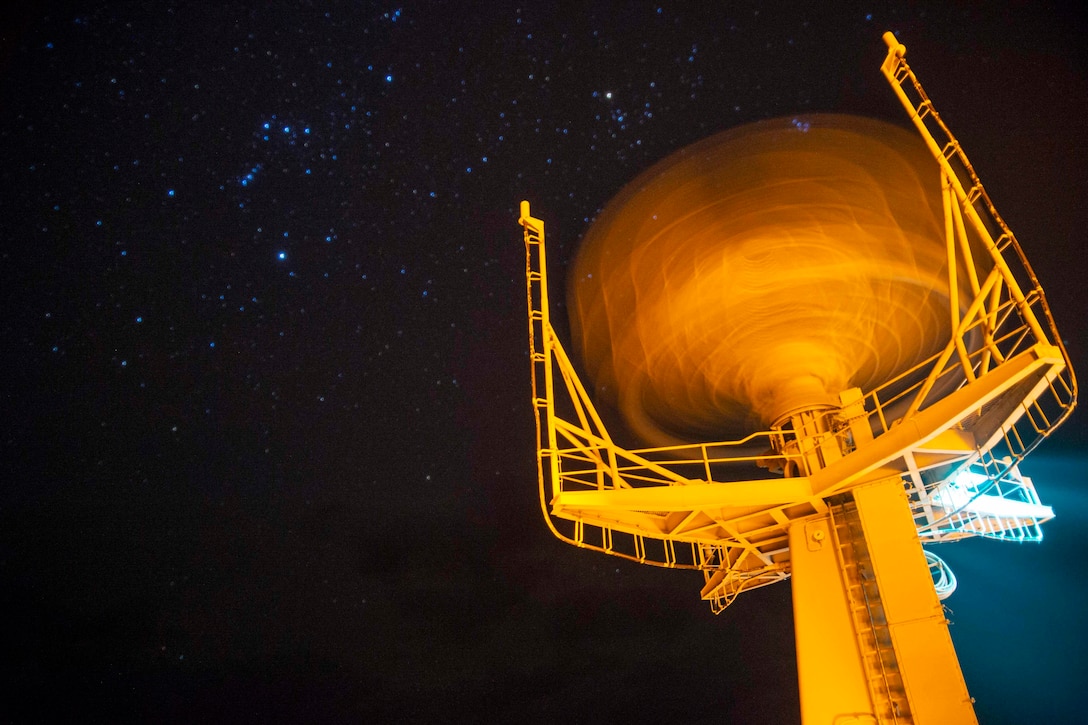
xmin=20 ymin=3 xmax=902 ymax=510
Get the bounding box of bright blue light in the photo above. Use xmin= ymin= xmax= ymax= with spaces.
xmin=135 ymin=316 xmax=143 ymax=323
xmin=278 ymin=251 xmax=287 ymax=260
xmin=931 ymin=467 xmax=1053 ymax=542
xmin=385 ymin=74 xmax=393 ymax=83
xmin=209 ymin=341 xmax=215 ymax=348
xmin=167 ymin=189 xmax=175 ymax=197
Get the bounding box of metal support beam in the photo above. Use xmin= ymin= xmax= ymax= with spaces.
xmin=792 ymin=479 xmax=977 ymax=724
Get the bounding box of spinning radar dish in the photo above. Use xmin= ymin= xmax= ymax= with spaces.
xmin=569 ymin=114 xmax=967 ymax=446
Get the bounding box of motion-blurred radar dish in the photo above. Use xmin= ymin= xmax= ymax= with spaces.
xmin=570 ymin=114 xmax=961 ymax=446
xmin=517 ymin=31 xmax=1075 ymax=724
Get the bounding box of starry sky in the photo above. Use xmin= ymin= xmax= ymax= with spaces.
xmin=2 ymin=2 xmax=1086 ymax=723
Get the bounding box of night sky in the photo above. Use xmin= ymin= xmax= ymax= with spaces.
xmin=3 ymin=3 xmax=1087 ymax=723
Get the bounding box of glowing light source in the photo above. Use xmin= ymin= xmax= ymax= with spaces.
xmin=929 ymin=466 xmax=1054 ymax=541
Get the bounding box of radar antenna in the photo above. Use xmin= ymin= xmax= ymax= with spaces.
xmin=518 ymin=31 xmax=1075 ymax=724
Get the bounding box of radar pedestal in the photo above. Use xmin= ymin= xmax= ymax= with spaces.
xmin=790 ymin=468 xmax=975 ymax=722
xmin=776 ymin=399 xmax=975 ymax=723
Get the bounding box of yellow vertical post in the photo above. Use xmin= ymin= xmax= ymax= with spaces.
xmin=791 ymin=478 xmax=977 ymax=724
xmin=789 ymin=516 xmax=875 ymax=724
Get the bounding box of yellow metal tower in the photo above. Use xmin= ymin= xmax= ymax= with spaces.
xmin=518 ymin=33 xmax=1076 ymax=724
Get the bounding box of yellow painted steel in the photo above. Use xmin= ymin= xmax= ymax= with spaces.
xmin=789 ymin=515 xmax=875 ymax=723
xmin=854 ymin=480 xmax=976 ymax=723
xmin=793 ymin=480 xmax=977 ymax=724
xmin=517 ymin=31 xmax=1076 ymax=725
